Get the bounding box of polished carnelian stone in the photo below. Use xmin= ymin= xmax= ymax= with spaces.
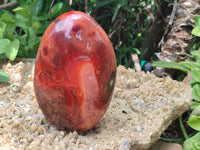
xmin=33 ymin=11 xmax=117 ymax=131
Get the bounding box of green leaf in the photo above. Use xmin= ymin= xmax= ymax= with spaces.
xmin=111 ymin=0 xmax=129 ymax=22
xmin=13 ymin=7 xmax=28 ymax=17
xmin=183 ymin=132 xmax=200 ymax=150
xmin=15 ymin=18 xmax=28 ymax=30
xmin=0 ymin=70 xmax=10 ymax=82
xmin=49 ymin=2 xmax=63 ymax=18
xmin=191 ymin=105 xmax=200 ymax=116
xmin=191 ymin=69 xmax=200 ymax=82
xmin=34 ymin=20 xmax=50 ymax=35
xmin=0 ymin=39 xmax=10 ymax=54
xmin=192 ymin=84 xmax=200 ymax=102
xmin=190 ymin=81 xmax=200 ymax=86
xmin=60 ymin=1 xmax=69 ymax=14
xmin=191 ymin=51 xmax=200 ymax=63
xmin=0 ymin=54 xmax=7 ymax=60
xmin=18 ymin=34 xmax=27 ymax=47
xmin=153 ymin=61 xmax=190 ymax=72
xmin=28 ymin=27 xmax=36 ymax=43
xmin=10 ymin=84 xmax=19 ymax=87
xmin=30 ymin=0 xmax=39 ymax=7
xmin=0 ymin=21 xmax=6 ymax=32
xmin=191 ymin=101 xmax=200 ymax=110
xmin=32 ymin=0 xmax=44 ymax=16
xmin=0 ymin=30 xmax=3 ymax=39
xmin=94 ymin=0 xmax=115 ymax=10
xmin=195 ymin=16 xmax=200 ymax=27
xmin=192 ymin=27 xmax=200 ymax=37
xmin=119 ymin=0 xmax=129 ymax=7
xmin=194 ymin=142 xmax=200 ymax=150
xmin=132 ymin=48 xmax=141 ymax=55
xmin=5 ymin=39 xmax=20 ymax=61
xmin=179 ymin=62 xmax=200 ymax=70
xmin=112 ymin=4 xmax=121 ymax=22
xmin=188 ymin=115 xmax=200 ymax=131
xmin=32 ymin=20 xmax=41 ymax=30
xmin=0 ymin=13 xmax=15 ymax=23
xmin=27 ymin=27 xmax=40 ymax=49
xmin=0 ymin=13 xmax=15 ymax=38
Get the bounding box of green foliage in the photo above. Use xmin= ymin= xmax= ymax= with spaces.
xmin=0 ymin=0 xmax=66 ymax=83
xmin=73 ymin=0 xmax=152 ymax=67
xmin=188 ymin=115 xmax=200 ymax=131
xmin=0 ymin=13 xmax=19 ymax=61
xmin=192 ymin=16 xmax=200 ymax=37
xmin=116 ymin=46 xmax=140 ymax=67
xmin=111 ymin=0 xmax=129 ymax=22
xmin=190 ymin=16 xmax=200 ymax=51
xmin=0 ymin=70 xmax=10 ymax=82
xmin=14 ymin=0 xmax=65 ymax=58
xmin=153 ymin=61 xmax=190 ymax=72
xmin=93 ymin=0 xmax=116 ymax=11
xmin=154 ymin=15 xmax=200 ymax=147
xmin=153 ymin=51 xmax=200 ymax=102
xmin=0 ymin=12 xmax=20 ymax=83
xmin=183 ymin=132 xmax=200 ymax=150
xmin=153 ymin=51 xmax=200 ymax=150
xmin=0 ymin=0 xmax=66 ymax=59
xmin=0 ymin=0 xmax=157 ymax=69
xmin=0 ymin=1 xmax=169 ymax=77
xmin=5 ymin=39 xmax=20 ymax=61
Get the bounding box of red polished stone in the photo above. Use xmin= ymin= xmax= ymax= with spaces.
xmin=33 ymin=11 xmax=117 ymax=131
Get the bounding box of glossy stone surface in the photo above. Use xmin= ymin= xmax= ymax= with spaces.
xmin=33 ymin=11 xmax=117 ymax=131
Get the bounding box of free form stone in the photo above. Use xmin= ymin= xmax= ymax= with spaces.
xmin=0 ymin=60 xmax=192 ymax=149
xmin=34 ymin=11 xmax=117 ymax=131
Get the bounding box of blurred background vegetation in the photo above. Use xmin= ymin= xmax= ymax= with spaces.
xmin=0 ymin=0 xmax=176 ymax=67
xmin=0 ymin=0 xmax=199 ymax=69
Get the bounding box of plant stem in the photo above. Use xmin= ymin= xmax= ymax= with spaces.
xmin=160 ymin=131 xmax=197 ymax=142
xmin=179 ymin=116 xmax=188 ymax=140
xmin=160 ymin=137 xmax=185 ymax=142
xmin=28 ymin=7 xmax=33 ymax=28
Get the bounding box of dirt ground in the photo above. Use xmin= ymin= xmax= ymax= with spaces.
xmin=0 ymin=59 xmax=192 ymax=150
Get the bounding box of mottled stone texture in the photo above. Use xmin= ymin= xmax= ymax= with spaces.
xmin=0 ymin=60 xmax=192 ymax=150
xmin=34 ymin=11 xmax=116 ymax=131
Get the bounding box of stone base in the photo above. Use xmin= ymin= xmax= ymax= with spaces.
xmin=0 ymin=59 xmax=192 ymax=150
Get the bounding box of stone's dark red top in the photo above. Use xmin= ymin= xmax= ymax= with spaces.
xmin=34 ymin=11 xmax=117 ymax=131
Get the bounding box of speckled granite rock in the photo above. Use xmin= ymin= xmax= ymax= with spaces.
xmin=0 ymin=59 xmax=192 ymax=150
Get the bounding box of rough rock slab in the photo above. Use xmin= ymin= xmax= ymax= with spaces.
xmin=0 ymin=59 xmax=192 ymax=150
